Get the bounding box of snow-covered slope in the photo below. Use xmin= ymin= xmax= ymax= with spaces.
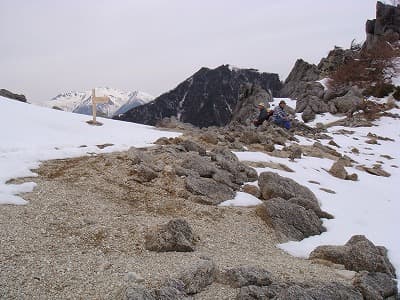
xmin=233 ymin=96 xmax=400 ymax=285
xmin=0 ymin=96 xmax=179 ymax=205
xmin=45 ymin=87 xmax=154 ymax=118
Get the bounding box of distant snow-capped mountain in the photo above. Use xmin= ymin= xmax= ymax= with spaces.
xmin=47 ymin=87 xmax=154 ymax=118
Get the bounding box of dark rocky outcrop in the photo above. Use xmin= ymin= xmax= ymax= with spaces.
xmin=318 ymin=47 xmax=357 ymax=77
xmin=310 ymin=235 xmax=396 ymax=277
xmin=280 ymin=59 xmax=320 ymax=99
xmin=230 ymin=84 xmax=273 ymax=126
xmin=0 ymin=89 xmax=27 ymax=102
xmin=365 ymin=1 xmax=400 ymax=49
xmin=115 ymin=65 xmax=282 ymax=127
xmin=144 ymin=219 xmax=196 ymax=252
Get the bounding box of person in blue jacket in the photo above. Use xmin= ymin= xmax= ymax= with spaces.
xmin=272 ymin=100 xmax=291 ymax=129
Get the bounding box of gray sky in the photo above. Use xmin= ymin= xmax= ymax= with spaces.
xmin=0 ymin=0 xmax=379 ymax=102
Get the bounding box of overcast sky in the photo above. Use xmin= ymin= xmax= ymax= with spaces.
xmin=0 ymin=0 xmax=380 ymax=102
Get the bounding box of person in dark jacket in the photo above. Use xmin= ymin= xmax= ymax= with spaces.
xmin=253 ymin=102 xmax=272 ymax=127
xmin=272 ymin=100 xmax=291 ymax=129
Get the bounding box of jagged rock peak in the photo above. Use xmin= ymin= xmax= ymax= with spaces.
xmin=114 ymin=64 xmax=282 ymax=128
xmin=365 ymin=1 xmax=400 ymax=48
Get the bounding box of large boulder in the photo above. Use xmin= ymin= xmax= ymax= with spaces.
xmin=258 ymin=171 xmax=317 ymax=202
xmin=257 ymin=197 xmax=325 ymax=241
xmin=217 ymin=266 xmax=272 ymax=288
xmin=185 ymin=176 xmax=235 ymax=205
xmin=331 ymin=88 xmax=363 ymax=114
xmin=210 ymin=147 xmax=258 ymax=184
xmin=310 ymin=235 xmax=396 ymax=277
xmin=144 ymin=219 xmax=196 ymax=252
xmin=353 ymin=271 xmax=398 ymax=299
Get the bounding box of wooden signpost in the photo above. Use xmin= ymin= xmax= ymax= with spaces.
xmin=87 ymin=88 xmax=110 ymax=126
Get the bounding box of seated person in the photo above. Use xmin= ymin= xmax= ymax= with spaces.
xmin=253 ymin=102 xmax=273 ymax=127
xmin=272 ymin=100 xmax=291 ymax=129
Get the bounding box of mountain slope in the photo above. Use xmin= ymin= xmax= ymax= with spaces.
xmin=46 ymin=87 xmax=154 ymax=118
xmin=115 ymin=65 xmax=282 ymax=127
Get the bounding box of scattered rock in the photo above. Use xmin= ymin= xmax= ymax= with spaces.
xmin=328 ymin=140 xmax=340 ymax=148
xmin=181 ymin=154 xmax=216 ymax=178
xmin=353 ymin=271 xmax=398 ymax=299
xmin=257 ymin=197 xmax=325 ymax=241
xmin=258 ymin=171 xmax=317 ymax=202
xmin=360 ymin=165 xmax=391 ymax=177
xmin=125 ymin=285 xmax=155 ymax=300
xmin=217 ymin=266 xmax=272 ymax=288
xmin=179 ymin=258 xmax=216 ymax=294
xmin=319 ymin=188 xmax=336 ymax=194
xmin=365 ymin=138 xmax=378 ymax=145
xmin=237 ymin=283 xmax=287 ymax=300
xmin=185 ymin=176 xmax=235 ymax=205
xmin=130 ymin=164 xmax=158 ymax=183
xmin=242 ymin=184 xmax=261 ymax=198
xmin=310 ymin=235 xmax=396 ymax=277
xmin=144 ymin=219 xmax=196 ymax=252
xmin=181 ymin=139 xmax=207 ymax=155
xmin=200 ymin=132 xmax=219 ymax=145
xmin=308 ymin=180 xmax=320 ymax=185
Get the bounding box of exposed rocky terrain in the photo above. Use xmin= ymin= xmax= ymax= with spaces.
xmin=2 ymin=101 xmax=399 ymax=299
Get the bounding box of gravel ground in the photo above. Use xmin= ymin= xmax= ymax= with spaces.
xmin=0 ymin=151 xmax=349 ymax=299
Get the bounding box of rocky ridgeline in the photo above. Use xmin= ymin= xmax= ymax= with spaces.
xmin=279 ymin=1 xmax=400 ymax=124
xmin=115 ymin=65 xmax=282 ymax=128
xmin=0 ymin=88 xmax=27 ymax=102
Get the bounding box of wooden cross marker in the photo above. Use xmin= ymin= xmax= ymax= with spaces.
xmin=87 ymin=88 xmax=110 ymax=126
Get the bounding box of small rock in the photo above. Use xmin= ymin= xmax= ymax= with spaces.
xmin=127 ymin=272 xmax=145 ymax=283
xmin=319 ymin=187 xmax=336 ymax=194
xmin=242 ymin=185 xmax=261 ymax=198
xmin=328 ymin=159 xmax=348 ymax=180
xmin=217 ymin=266 xmax=272 ymax=288
xmin=179 ymin=259 xmax=216 ymax=294
xmin=145 ymin=219 xmax=196 ymax=252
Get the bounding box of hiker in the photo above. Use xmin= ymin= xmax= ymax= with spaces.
xmin=272 ymin=100 xmax=291 ymax=129
xmin=253 ymin=102 xmax=273 ymax=127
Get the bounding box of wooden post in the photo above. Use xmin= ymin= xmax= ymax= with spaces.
xmin=92 ymin=89 xmax=97 ymax=123
xmin=87 ymin=88 xmax=110 ymax=126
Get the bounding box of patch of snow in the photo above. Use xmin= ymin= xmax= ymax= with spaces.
xmin=219 ymin=192 xmax=263 ymax=207
xmin=316 ymin=78 xmax=331 ymax=91
xmin=0 ymin=97 xmax=180 ymax=205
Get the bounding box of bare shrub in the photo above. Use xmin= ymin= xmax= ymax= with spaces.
xmin=329 ymin=39 xmax=400 ymax=96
